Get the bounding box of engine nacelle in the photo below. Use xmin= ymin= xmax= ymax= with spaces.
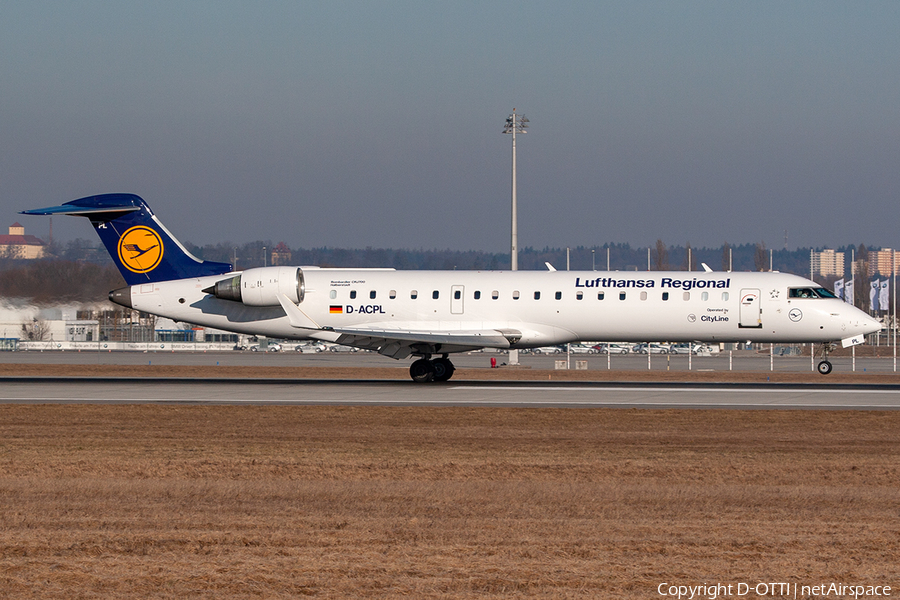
xmin=204 ymin=267 xmax=304 ymax=306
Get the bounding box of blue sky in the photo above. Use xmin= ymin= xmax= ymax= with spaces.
xmin=3 ymin=1 xmax=899 ymax=253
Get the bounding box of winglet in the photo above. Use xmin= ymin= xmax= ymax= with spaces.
xmin=701 ymin=262 xmax=713 ymax=273
xmin=277 ymin=294 xmax=321 ymax=329
xmin=544 ymin=262 xmax=557 ymax=272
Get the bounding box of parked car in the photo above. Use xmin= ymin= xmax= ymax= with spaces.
xmin=328 ymin=344 xmax=359 ymax=352
xmin=669 ymin=343 xmax=694 ymax=355
xmin=633 ymin=343 xmax=671 ymax=354
xmin=593 ymin=343 xmax=629 ymax=354
xmin=294 ymin=342 xmax=326 ymax=353
xmin=668 ymin=343 xmax=715 ymax=355
xmin=531 ymin=346 xmax=563 ymax=354
xmin=250 ymin=342 xmax=282 ymax=352
xmin=568 ymin=343 xmax=598 ymax=354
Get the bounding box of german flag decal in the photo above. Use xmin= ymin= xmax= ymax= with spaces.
xmin=329 ymin=305 xmax=343 ymax=314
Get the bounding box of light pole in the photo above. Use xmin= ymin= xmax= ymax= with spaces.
xmin=503 ymin=109 xmax=528 ymax=367
xmin=503 ymin=109 xmax=528 ymax=271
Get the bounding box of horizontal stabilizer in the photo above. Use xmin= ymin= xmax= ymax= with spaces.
xmin=21 ymin=205 xmax=140 ymax=218
xmin=21 ymin=193 xmax=148 ymax=219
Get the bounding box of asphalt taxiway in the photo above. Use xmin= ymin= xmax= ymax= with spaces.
xmin=2 ymin=350 xmax=899 ymax=409
xmin=1 ymin=378 xmax=899 ymax=410
xmin=3 ymin=347 xmax=899 ymax=373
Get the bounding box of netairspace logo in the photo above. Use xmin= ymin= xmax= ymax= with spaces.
xmin=657 ymin=581 xmax=892 ymax=598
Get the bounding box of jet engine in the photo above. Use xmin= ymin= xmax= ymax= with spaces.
xmin=203 ymin=267 xmax=304 ymax=306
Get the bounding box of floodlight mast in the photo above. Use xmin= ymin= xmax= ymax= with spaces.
xmin=503 ymin=109 xmax=528 ymax=271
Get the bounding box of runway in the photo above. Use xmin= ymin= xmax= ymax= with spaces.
xmin=2 ymin=377 xmax=899 ymax=409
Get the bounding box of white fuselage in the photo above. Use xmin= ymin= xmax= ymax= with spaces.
xmin=124 ymin=267 xmax=880 ymax=353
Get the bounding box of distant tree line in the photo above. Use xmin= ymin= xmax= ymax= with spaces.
xmin=0 ymin=259 xmax=124 ymax=303
xmin=181 ymin=240 xmax=865 ymax=276
xmin=0 ymin=238 xmax=886 ymax=304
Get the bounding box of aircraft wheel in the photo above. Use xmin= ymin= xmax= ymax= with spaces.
xmin=817 ymin=360 xmax=833 ymax=375
xmin=432 ymin=358 xmax=455 ymax=382
xmin=409 ymin=358 xmax=436 ymax=383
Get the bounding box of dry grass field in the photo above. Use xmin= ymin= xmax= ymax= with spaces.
xmin=0 ymin=403 xmax=898 ymax=598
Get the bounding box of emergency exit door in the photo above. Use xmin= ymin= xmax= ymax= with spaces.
xmin=739 ymin=289 xmax=762 ymax=328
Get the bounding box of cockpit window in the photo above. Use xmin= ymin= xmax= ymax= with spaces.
xmin=789 ymin=287 xmax=837 ymax=299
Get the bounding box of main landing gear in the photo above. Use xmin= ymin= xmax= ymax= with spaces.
xmin=409 ymin=355 xmax=455 ymax=383
xmin=817 ymin=343 xmax=834 ymax=375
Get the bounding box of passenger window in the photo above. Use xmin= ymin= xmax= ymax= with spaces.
xmin=598 ymin=292 xmax=605 ymax=300
xmin=474 ymin=291 xmax=481 ymax=300
xmin=411 ymin=290 xmax=418 ymax=299
xmin=350 ymin=290 xmax=357 ymax=299
xmin=662 ymin=292 xmax=669 ymax=301
xmin=433 ymin=290 xmax=439 ymax=299
xmin=534 ymin=291 xmax=541 ymax=300
xmin=492 ymin=290 xmax=499 ymax=300
xmin=640 ymin=291 xmax=647 ymax=301
xmin=329 ymin=290 xmax=337 ymax=299
xmin=513 ymin=291 xmax=520 ymax=300
xmin=555 ymin=291 xmax=562 ymax=300
xmin=683 ymin=292 xmax=690 ymax=301
xmin=722 ymin=292 xmax=729 ymax=301
xmin=370 ymin=290 xmax=376 ymax=299
xmin=576 ymin=291 xmax=583 ymax=300
xmin=619 ymin=292 xmax=626 ymax=300
xmin=389 ymin=290 xmax=396 ymax=299
xmin=701 ymin=292 xmax=708 ymax=301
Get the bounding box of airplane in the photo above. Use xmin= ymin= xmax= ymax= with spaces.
xmin=22 ymin=193 xmax=881 ymax=382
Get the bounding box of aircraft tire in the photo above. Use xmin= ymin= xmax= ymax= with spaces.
xmin=432 ymin=358 xmax=455 ymax=382
xmin=410 ymin=358 xmax=436 ymax=383
xmin=817 ymin=360 xmax=833 ymax=375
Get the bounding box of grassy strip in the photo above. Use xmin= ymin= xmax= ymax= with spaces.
xmin=0 ymin=405 xmax=898 ymax=598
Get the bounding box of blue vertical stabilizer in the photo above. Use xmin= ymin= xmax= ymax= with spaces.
xmin=21 ymin=194 xmax=233 ymax=285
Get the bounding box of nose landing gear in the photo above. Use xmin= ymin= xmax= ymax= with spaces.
xmin=816 ymin=343 xmax=835 ymax=375
xmin=409 ymin=355 xmax=456 ymax=383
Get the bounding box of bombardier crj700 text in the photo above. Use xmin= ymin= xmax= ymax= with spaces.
xmin=23 ymin=194 xmax=880 ymax=382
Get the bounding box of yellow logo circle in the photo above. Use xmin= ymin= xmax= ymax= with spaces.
xmin=117 ymin=226 xmax=164 ymax=274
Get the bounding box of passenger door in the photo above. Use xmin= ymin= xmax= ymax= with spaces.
xmin=739 ymin=289 xmax=762 ymax=328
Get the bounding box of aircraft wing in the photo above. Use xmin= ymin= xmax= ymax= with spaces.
xmin=277 ymin=294 xmax=518 ymax=358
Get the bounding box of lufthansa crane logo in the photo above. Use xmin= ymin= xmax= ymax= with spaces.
xmin=117 ymin=226 xmax=164 ymax=274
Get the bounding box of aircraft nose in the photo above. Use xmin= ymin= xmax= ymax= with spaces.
xmin=862 ymin=316 xmax=882 ymax=335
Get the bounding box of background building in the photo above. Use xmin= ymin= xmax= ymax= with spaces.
xmin=271 ymin=242 xmax=292 ymax=266
xmin=811 ymin=249 xmax=844 ymax=278
xmin=867 ymin=248 xmax=898 ymax=277
xmin=0 ymin=223 xmax=45 ymax=259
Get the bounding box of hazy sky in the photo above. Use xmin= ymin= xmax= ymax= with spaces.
xmin=3 ymin=1 xmax=899 ymax=254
